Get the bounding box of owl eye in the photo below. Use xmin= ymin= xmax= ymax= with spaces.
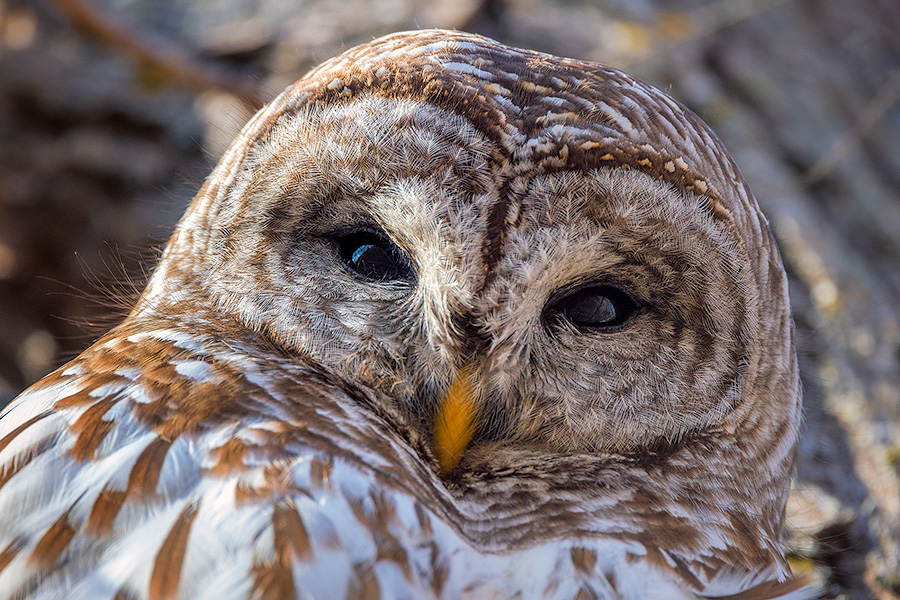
xmin=337 ymin=230 xmax=414 ymax=282
xmin=546 ymin=285 xmax=637 ymax=330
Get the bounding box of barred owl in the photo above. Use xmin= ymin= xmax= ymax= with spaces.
xmin=0 ymin=30 xmax=815 ymax=599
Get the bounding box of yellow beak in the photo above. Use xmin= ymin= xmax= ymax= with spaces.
xmin=434 ymin=366 xmax=478 ymax=475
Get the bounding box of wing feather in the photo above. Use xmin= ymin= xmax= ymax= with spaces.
xmin=0 ymin=327 xmax=816 ymax=599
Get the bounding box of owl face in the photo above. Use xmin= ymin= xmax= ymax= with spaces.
xmin=159 ymin=92 xmax=759 ymax=460
xmin=139 ymin=35 xmax=802 ymax=553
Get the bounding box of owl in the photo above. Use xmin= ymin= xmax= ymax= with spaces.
xmin=0 ymin=30 xmax=815 ymax=599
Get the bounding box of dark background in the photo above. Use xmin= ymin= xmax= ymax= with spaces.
xmin=1 ymin=0 xmax=898 ymax=597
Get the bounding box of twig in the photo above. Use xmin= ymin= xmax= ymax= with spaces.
xmin=803 ymin=68 xmax=900 ymax=185
xmin=621 ymin=0 xmax=797 ymax=70
xmin=51 ymin=0 xmax=268 ymax=109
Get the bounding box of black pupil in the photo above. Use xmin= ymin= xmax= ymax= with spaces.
xmin=550 ymin=285 xmax=636 ymax=329
xmin=338 ymin=231 xmax=410 ymax=282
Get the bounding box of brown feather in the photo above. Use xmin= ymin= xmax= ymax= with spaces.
xmin=148 ymin=503 xmax=199 ymax=600
xmin=28 ymin=512 xmax=76 ymax=569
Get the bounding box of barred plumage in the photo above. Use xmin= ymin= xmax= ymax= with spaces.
xmin=0 ymin=30 xmax=815 ymax=599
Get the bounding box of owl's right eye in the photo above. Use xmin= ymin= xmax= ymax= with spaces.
xmin=336 ymin=230 xmax=414 ymax=282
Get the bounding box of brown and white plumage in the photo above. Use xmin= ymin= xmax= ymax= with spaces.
xmin=0 ymin=30 xmax=815 ymax=599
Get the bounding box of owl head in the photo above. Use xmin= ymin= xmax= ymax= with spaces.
xmin=138 ymin=30 xmax=800 ymax=572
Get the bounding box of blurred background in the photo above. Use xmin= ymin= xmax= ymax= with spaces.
xmin=0 ymin=0 xmax=898 ymax=597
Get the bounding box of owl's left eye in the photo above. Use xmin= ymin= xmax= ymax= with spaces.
xmin=336 ymin=230 xmax=414 ymax=282
xmin=544 ymin=284 xmax=638 ymax=330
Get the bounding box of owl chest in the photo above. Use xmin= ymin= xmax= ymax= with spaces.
xmin=0 ymin=390 xmax=689 ymax=600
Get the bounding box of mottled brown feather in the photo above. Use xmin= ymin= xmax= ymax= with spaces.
xmin=128 ymin=437 xmax=172 ymax=496
xmin=0 ymin=410 xmax=52 ymax=454
xmin=308 ymin=456 xmax=333 ymax=489
xmin=272 ymin=502 xmax=313 ymax=563
xmin=86 ymin=489 xmax=127 ymax=536
xmin=574 ymin=585 xmax=600 ymax=600
xmin=708 ymin=572 xmax=820 ymax=600
xmin=68 ymin=397 xmax=118 ymax=460
xmin=208 ymin=437 xmax=249 ymax=476
xmin=0 ymin=437 xmax=52 ymax=493
xmin=85 ymin=437 xmax=172 ymax=537
xmin=28 ymin=512 xmax=75 ymax=569
xmin=571 ymin=546 xmax=599 ymax=575
xmin=148 ymin=503 xmax=199 ymax=600
xmin=113 ymin=588 xmax=140 ymax=600
xmin=0 ymin=540 xmax=20 ymax=575
xmin=250 ymin=563 xmax=294 ymax=600
xmin=350 ymin=565 xmax=381 ymax=600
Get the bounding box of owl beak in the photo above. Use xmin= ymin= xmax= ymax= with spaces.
xmin=434 ymin=366 xmax=478 ymax=475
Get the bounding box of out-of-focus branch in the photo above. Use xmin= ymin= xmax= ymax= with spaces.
xmin=803 ymin=68 xmax=900 ymax=185
xmin=51 ymin=0 xmax=269 ymax=109
xmin=619 ymin=0 xmax=796 ymax=70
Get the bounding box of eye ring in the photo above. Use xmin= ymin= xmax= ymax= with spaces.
xmin=335 ymin=228 xmax=415 ymax=283
xmin=543 ymin=283 xmax=639 ymax=330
